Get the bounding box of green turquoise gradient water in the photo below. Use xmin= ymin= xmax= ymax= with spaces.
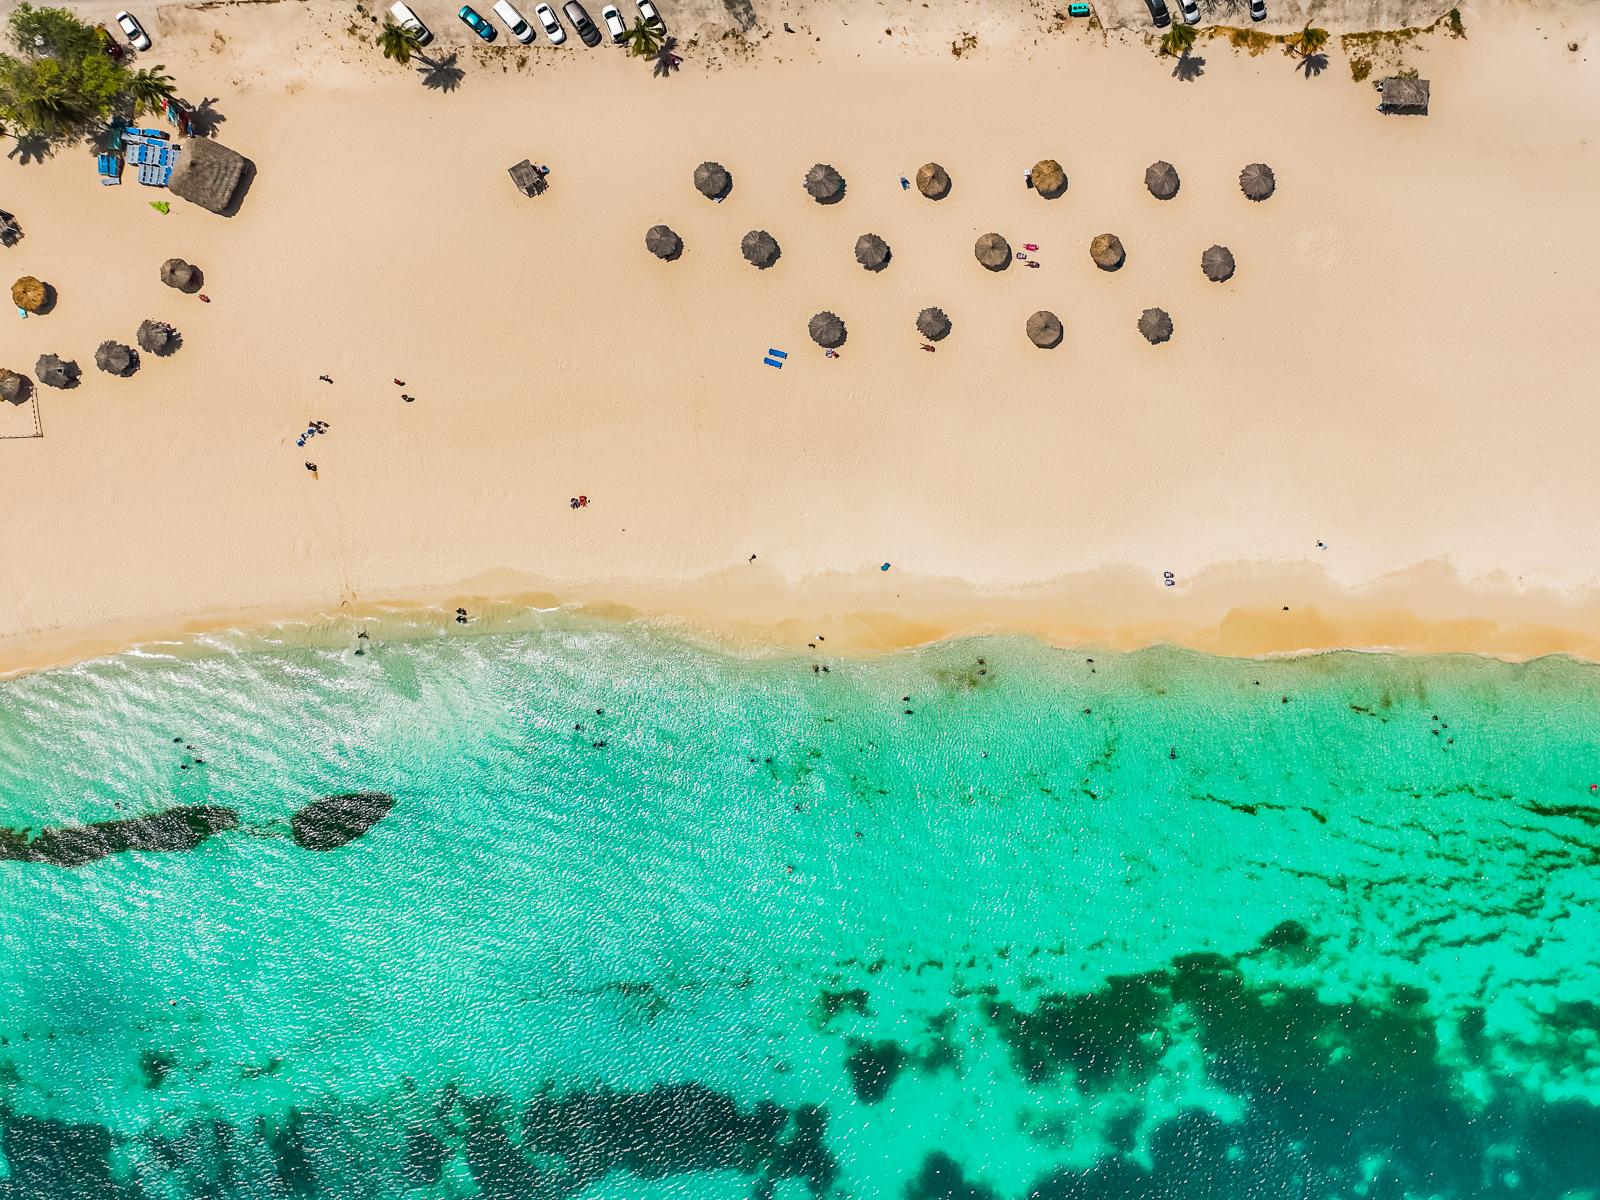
xmin=1 ymin=619 xmax=1599 ymax=1199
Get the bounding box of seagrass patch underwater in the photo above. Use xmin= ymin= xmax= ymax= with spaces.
xmin=0 ymin=619 xmax=1597 ymax=1199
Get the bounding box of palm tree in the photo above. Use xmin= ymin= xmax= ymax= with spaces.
xmin=621 ymin=17 xmax=663 ymax=57
xmin=377 ymin=19 xmax=422 ymax=66
xmin=1160 ymin=22 xmax=1198 ymax=57
xmin=126 ymin=66 xmax=176 ymax=116
xmin=1286 ymin=23 xmax=1328 ymax=58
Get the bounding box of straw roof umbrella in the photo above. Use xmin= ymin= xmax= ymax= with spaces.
xmin=96 ymin=340 xmax=136 ymax=377
xmin=645 ymin=224 xmax=683 ymax=261
xmin=0 ymin=368 xmax=28 ymax=404
xmin=916 ymin=162 xmax=951 ymax=200
xmin=1090 ymin=234 xmax=1125 ymax=272
xmin=1139 ymin=308 xmax=1174 ymax=344
xmin=804 ymin=163 xmax=845 ymax=204
xmin=1240 ymin=163 xmax=1275 ymax=201
xmin=1026 ymin=310 xmax=1063 ymax=349
xmin=137 ymin=319 xmax=174 ymax=354
xmin=1201 ymin=245 xmax=1235 ymax=282
xmin=35 ymin=354 xmax=74 ymax=389
xmin=693 ymin=161 xmax=731 ymax=200
xmin=1145 ymin=161 xmax=1180 ymax=200
xmin=160 ymin=258 xmax=198 ymax=291
xmin=741 ymin=229 xmax=781 ymax=269
xmin=808 ymin=311 xmax=846 ymax=348
xmin=916 ymin=307 xmax=951 ymax=341
xmin=11 ymin=276 xmax=45 ymax=312
xmin=1030 ymin=159 xmax=1067 ymax=199
xmin=854 ymin=233 xmax=891 ymax=272
xmin=974 ymin=232 xmax=1012 ymax=271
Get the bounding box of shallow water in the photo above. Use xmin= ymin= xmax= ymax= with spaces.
xmin=1 ymin=620 xmax=1598 ymax=1199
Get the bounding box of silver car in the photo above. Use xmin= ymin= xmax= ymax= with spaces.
xmin=114 ymin=10 xmax=151 ymax=50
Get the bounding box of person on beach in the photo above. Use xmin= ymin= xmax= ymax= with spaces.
xmin=318 ymin=375 xmax=332 ymax=384
xmin=304 ymin=462 xmax=318 ymax=477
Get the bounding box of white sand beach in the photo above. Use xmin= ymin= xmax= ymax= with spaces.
xmin=2 ymin=0 xmax=1599 ymax=672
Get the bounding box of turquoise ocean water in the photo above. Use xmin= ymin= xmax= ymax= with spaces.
xmin=1 ymin=618 xmax=1599 ymax=1199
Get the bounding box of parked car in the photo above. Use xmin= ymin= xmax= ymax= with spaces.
xmin=563 ymin=0 xmax=601 ymax=44
xmin=1177 ymin=0 xmax=1200 ymax=23
xmin=1249 ymin=0 xmax=1266 ymax=19
xmin=389 ymin=1 xmax=434 ymax=44
xmin=459 ymin=5 xmax=497 ymax=39
xmin=636 ymin=0 xmax=664 ymax=32
xmin=114 ymin=10 xmax=151 ymax=51
xmin=1144 ymin=0 xmax=1171 ymax=26
xmin=534 ymin=2 xmax=566 ymax=40
xmin=601 ymin=4 xmax=626 ymax=42
xmin=492 ymin=0 xmax=536 ymax=39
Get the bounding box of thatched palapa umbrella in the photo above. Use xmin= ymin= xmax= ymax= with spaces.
xmin=916 ymin=162 xmax=951 ymax=200
xmin=1026 ymin=310 xmax=1063 ymax=350
xmin=804 ymin=163 xmax=845 ymax=204
xmin=11 ymin=276 xmax=45 ymax=312
xmin=96 ymin=340 xmax=136 ymax=377
xmin=808 ymin=311 xmax=846 ymax=348
xmin=160 ymin=258 xmax=199 ymax=291
xmin=974 ymin=232 xmax=1012 ymax=272
xmin=1139 ymin=308 xmax=1174 ymax=345
xmin=137 ymin=320 xmax=175 ymax=354
xmin=645 ymin=224 xmax=683 ymax=261
xmin=1240 ymin=163 xmax=1275 ymax=201
xmin=1145 ymin=161 xmax=1180 ymax=200
xmin=693 ymin=161 xmax=731 ymax=200
xmin=854 ymin=233 xmax=890 ymax=272
xmin=741 ymin=229 xmax=781 ymax=269
xmin=35 ymin=354 xmax=74 ymax=389
xmin=1030 ymin=159 xmax=1067 ymax=199
xmin=1090 ymin=234 xmax=1125 ymax=272
xmin=0 ymin=368 xmax=28 ymax=404
xmin=1201 ymin=245 xmax=1235 ymax=282
xmin=916 ymin=307 xmax=951 ymax=342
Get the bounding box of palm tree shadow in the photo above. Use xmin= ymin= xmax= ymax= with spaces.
xmin=1299 ymin=52 xmax=1329 ymax=77
xmin=187 ymin=97 xmax=227 ymax=137
xmin=652 ymin=37 xmax=681 ymax=78
xmin=418 ymin=52 xmax=464 ymax=92
xmin=6 ymin=134 xmax=52 ymax=165
xmin=1172 ymin=53 xmax=1206 ymax=81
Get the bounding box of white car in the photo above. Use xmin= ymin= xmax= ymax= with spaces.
xmin=636 ymin=0 xmax=664 ymax=32
xmin=534 ymin=2 xmax=566 ymax=41
xmin=114 ymin=10 xmax=151 ymax=51
xmin=1177 ymin=0 xmax=1200 ymax=23
xmin=602 ymin=3 xmax=626 ymax=42
xmin=389 ymin=0 xmax=434 ymax=44
xmin=1249 ymin=0 xmax=1266 ymax=19
xmin=493 ymin=0 xmax=536 ymax=40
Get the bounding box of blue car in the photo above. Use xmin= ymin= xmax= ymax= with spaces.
xmin=458 ymin=5 xmax=497 ymax=39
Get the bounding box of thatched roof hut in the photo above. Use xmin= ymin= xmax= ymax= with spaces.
xmin=693 ymin=161 xmax=731 ymax=200
xmin=160 ymin=258 xmax=198 ymax=291
xmin=1026 ymin=310 xmax=1063 ymax=349
xmin=974 ymin=232 xmax=1012 ymax=271
xmin=0 ymin=368 xmax=28 ymax=404
xmin=11 ymin=276 xmax=45 ymax=312
xmin=1138 ymin=308 xmax=1174 ymax=344
xmin=916 ymin=162 xmax=951 ymax=200
xmin=1090 ymin=234 xmax=1125 ymax=272
xmin=804 ymin=163 xmax=845 ymax=204
xmin=808 ymin=311 xmax=846 ymax=348
xmin=96 ymin=341 xmax=136 ymax=377
xmin=741 ymin=229 xmax=781 ymax=269
xmin=169 ymin=138 xmax=248 ymax=214
xmin=645 ymin=224 xmax=683 ymax=261
xmin=1030 ymin=159 xmax=1067 ymax=199
xmin=854 ymin=233 xmax=891 ymax=272
xmin=35 ymin=354 xmax=75 ymax=389
xmin=1239 ymin=163 xmax=1275 ymax=202
xmin=137 ymin=319 xmax=175 ymax=354
xmin=1201 ymin=244 xmax=1235 ymax=282
xmin=1145 ymin=160 xmax=1180 ymax=200
xmin=1378 ymin=76 xmax=1430 ymax=114
xmin=916 ymin=307 xmax=951 ymax=341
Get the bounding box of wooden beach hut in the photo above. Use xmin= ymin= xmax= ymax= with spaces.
xmin=1378 ymin=76 xmax=1431 ymax=115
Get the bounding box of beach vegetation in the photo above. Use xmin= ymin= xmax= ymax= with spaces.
xmin=1446 ymin=8 xmax=1466 ymax=38
xmin=376 ymin=17 xmax=424 ymax=66
xmin=1160 ymin=22 xmax=1198 ymax=58
xmin=621 ymin=17 xmax=664 ymax=58
xmin=0 ymin=3 xmax=176 ymax=146
xmin=1220 ymin=26 xmax=1278 ymax=55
